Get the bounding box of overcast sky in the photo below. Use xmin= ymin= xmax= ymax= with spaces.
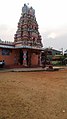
xmin=0 ymin=0 xmax=67 ymax=51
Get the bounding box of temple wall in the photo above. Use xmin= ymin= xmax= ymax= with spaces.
xmin=0 ymin=47 xmax=41 ymax=67
xmin=31 ymin=53 xmax=38 ymax=66
xmin=0 ymin=48 xmax=19 ymax=65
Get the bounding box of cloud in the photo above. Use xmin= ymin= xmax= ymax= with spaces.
xmin=41 ymin=29 xmax=67 ymax=50
xmin=47 ymin=32 xmax=57 ymax=39
xmin=0 ymin=24 xmax=16 ymax=42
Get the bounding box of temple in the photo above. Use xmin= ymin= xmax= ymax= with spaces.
xmin=0 ymin=4 xmax=43 ymax=68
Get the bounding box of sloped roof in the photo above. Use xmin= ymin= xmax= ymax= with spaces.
xmin=0 ymin=43 xmax=43 ymax=51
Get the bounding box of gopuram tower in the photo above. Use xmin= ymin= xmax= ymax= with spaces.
xmin=14 ymin=4 xmax=43 ymax=67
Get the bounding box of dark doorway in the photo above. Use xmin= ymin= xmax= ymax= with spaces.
xmin=26 ymin=51 xmax=28 ymax=65
xmin=19 ymin=49 xmax=23 ymax=65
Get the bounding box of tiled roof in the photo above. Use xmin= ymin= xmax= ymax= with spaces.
xmin=0 ymin=44 xmax=43 ymax=50
xmin=0 ymin=44 xmax=14 ymax=49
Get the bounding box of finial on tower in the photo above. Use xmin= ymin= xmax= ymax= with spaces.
xmin=27 ymin=3 xmax=29 ymax=6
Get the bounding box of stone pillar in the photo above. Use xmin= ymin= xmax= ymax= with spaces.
xmin=23 ymin=50 xmax=27 ymax=66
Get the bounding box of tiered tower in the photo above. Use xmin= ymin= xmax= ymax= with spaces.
xmin=14 ymin=4 xmax=43 ymax=48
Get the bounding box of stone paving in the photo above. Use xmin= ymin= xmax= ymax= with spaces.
xmin=0 ymin=66 xmax=66 ymax=72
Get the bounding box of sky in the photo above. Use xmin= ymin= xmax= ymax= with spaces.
xmin=0 ymin=0 xmax=67 ymax=51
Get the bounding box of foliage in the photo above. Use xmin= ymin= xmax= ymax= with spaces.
xmin=52 ymin=61 xmax=62 ymax=66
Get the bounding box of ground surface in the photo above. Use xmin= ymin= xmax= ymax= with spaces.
xmin=0 ymin=69 xmax=67 ymax=119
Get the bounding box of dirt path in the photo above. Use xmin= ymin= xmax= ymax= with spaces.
xmin=0 ymin=69 xmax=67 ymax=119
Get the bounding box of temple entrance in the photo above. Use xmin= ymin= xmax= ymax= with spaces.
xmin=19 ymin=49 xmax=23 ymax=65
xmin=19 ymin=49 xmax=28 ymax=66
xmin=18 ymin=49 xmax=41 ymax=67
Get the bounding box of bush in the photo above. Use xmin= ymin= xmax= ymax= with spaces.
xmin=52 ymin=61 xmax=62 ymax=66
